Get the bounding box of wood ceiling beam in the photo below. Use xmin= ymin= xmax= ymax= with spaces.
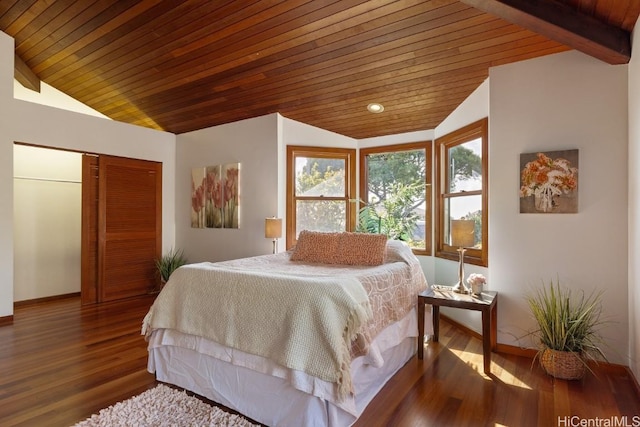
xmin=460 ymin=0 xmax=631 ymax=64
xmin=14 ymin=52 xmax=40 ymax=92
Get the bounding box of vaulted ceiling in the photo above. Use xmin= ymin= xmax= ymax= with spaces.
xmin=1 ymin=1 xmax=638 ymax=139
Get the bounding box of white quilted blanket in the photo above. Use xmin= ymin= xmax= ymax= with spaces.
xmin=142 ymin=263 xmax=372 ymax=400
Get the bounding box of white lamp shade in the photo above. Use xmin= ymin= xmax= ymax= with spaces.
xmin=265 ymin=218 xmax=282 ymax=239
xmin=451 ymin=219 xmax=475 ymax=248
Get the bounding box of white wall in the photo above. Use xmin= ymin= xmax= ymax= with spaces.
xmin=14 ymin=80 xmax=110 ymax=120
xmin=628 ymin=21 xmax=640 ymax=378
xmin=0 ymin=31 xmax=177 ymax=317
xmin=13 ymin=146 xmax=82 ymax=301
xmin=358 ymin=129 xmax=434 ymax=149
xmin=176 ymin=114 xmax=280 ymax=262
xmin=435 ymin=79 xmax=490 ymax=139
xmin=490 ymin=51 xmax=629 ymax=364
xmin=281 ymin=116 xmax=357 ymax=149
xmin=174 ymin=114 xmax=359 ymax=263
xmin=0 ymin=32 xmax=15 ymax=317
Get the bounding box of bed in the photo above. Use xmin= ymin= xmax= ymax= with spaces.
xmin=143 ymin=232 xmax=429 ymax=427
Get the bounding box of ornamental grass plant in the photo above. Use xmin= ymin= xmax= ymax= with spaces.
xmin=155 ymin=248 xmax=188 ymax=284
xmin=525 ymin=279 xmax=607 ymax=367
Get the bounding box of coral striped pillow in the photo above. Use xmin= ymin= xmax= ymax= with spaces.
xmin=290 ymin=230 xmax=387 ymax=266
xmin=290 ymin=230 xmax=341 ymax=264
xmin=337 ymin=232 xmax=387 ymax=266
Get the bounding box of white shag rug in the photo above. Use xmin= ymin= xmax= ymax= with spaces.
xmin=73 ymin=384 xmax=261 ymax=427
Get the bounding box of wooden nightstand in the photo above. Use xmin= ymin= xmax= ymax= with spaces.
xmin=418 ymin=287 xmax=498 ymax=374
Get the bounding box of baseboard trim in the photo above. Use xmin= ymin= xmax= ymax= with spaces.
xmin=440 ymin=313 xmax=640 ymax=394
xmin=495 ymin=343 xmax=537 ymax=358
xmin=440 ymin=313 xmax=480 ymax=339
xmin=440 ymin=314 xmax=536 ymax=357
xmin=14 ymin=292 xmax=80 ymax=308
xmin=0 ymin=315 xmax=13 ymax=326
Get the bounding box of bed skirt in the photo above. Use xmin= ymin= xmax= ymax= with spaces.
xmin=147 ymin=307 xmax=431 ymax=427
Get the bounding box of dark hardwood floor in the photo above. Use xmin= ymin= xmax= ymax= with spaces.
xmin=1 ymin=295 xmax=638 ymax=427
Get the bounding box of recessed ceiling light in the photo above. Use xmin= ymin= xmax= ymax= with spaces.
xmin=367 ymin=103 xmax=384 ymax=113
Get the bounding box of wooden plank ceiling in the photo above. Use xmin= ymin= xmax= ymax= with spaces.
xmin=1 ymin=1 xmax=638 ymax=139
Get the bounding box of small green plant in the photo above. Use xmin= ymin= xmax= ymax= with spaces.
xmin=525 ymin=279 xmax=607 ymax=363
xmin=155 ymin=248 xmax=188 ymax=283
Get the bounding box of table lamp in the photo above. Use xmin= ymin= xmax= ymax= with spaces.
xmin=451 ymin=219 xmax=475 ymax=293
xmin=265 ymin=217 xmax=282 ymax=254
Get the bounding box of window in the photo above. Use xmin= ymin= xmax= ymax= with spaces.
xmin=359 ymin=142 xmax=432 ymax=255
xmin=286 ymin=146 xmax=356 ymax=249
xmin=435 ymin=118 xmax=488 ymax=266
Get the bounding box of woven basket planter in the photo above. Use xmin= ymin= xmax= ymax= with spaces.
xmin=540 ymin=348 xmax=586 ymax=380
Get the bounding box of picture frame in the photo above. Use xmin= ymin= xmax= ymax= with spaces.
xmin=519 ymin=150 xmax=579 ymax=214
xmin=191 ymin=163 xmax=240 ymax=228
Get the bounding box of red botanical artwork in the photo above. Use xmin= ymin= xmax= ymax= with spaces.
xmin=205 ymin=165 xmax=223 ymax=228
xmin=191 ymin=168 xmax=206 ymax=228
xmin=222 ymin=163 xmax=240 ymax=229
xmin=192 ymin=164 xmax=240 ymax=229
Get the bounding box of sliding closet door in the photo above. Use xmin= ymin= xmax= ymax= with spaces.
xmin=97 ymin=155 xmax=162 ymax=302
xmin=81 ymin=155 xmax=99 ymax=305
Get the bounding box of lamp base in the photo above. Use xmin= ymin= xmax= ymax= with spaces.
xmin=453 ymin=247 xmax=470 ymax=293
xmin=451 ymin=281 xmax=470 ymax=294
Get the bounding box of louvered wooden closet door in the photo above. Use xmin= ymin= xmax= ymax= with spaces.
xmin=81 ymin=154 xmax=99 ymax=305
xmin=98 ymin=155 xmax=162 ymax=302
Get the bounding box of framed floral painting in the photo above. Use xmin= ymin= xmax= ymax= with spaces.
xmin=519 ymin=150 xmax=578 ymax=214
xmin=222 ymin=163 xmax=240 ymax=229
xmin=205 ymin=165 xmax=223 ymax=228
xmin=191 ymin=168 xmax=206 ymax=228
xmin=191 ymin=163 xmax=240 ymax=228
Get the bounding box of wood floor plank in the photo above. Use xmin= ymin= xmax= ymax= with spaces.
xmin=0 ymin=296 xmax=639 ymax=426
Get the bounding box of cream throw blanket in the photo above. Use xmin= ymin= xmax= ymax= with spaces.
xmin=142 ymin=263 xmax=372 ymax=400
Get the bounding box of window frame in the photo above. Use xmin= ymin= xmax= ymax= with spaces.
xmin=286 ymin=145 xmax=356 ymax=250
xmin=359 ymin=141 xmax=432 ymax=256
xmin=435 ymin=118 xmax=488 ymax=267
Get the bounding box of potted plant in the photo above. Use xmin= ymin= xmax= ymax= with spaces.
xmin=525 ymin=279 xmax=607 ymax=380
xmin=155 ymin=248 xmax=187 ymax=290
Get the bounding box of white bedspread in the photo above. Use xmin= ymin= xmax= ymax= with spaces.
xmin=142 ymin=264 xmax=372 ymax=400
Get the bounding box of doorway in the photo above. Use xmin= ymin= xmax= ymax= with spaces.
xmin=13 ymin=144 xmax=162 ymax=305
xmin=13 ymin=145 xmax=82 ymax=302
